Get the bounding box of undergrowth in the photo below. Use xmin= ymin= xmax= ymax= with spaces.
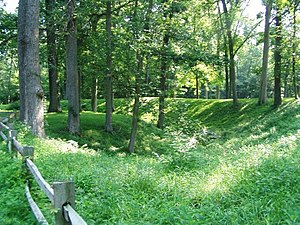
xmin=0 ymin=98 xmax=299 ymax=224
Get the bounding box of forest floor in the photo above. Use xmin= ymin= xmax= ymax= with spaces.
xmin=0 ymin=98 xmax=300 ymax=224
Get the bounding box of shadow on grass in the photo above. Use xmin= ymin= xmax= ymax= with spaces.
xmin=45 ymin=111 xmax=167 ymax=156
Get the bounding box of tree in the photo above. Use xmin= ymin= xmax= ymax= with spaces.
xmin=91 ymin=75 xmax=98 ymax=112
xmin=46 ymin=0 xmax=61 ymax=112
xmin=128 ymin=0 xmax=153 ymax=153
xmin=18 ymin=0 xmax=45 ymax=137
xmin=258 ymin=0 xmax=273 ymax=105
xmin=66 ymin=0 xmax=80 ymax=134
xmin=273 ymin=2 xmax=282 ymax=107
xmin=157 ymin=0 xmax=179 ymax=129
xmin=221 ymin=0 xmax=238 ymax=105
xmin=291 ymin=0 xmax=299 ymax=99
xmin=105 ymin=0 xmax=113 ymax=133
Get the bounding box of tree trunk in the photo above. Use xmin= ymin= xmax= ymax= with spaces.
xmin=128 ymin=93 xmax=139 ymax=153
xmin=66 ymin=0 xmax=80 ymax=134
xmin=292 ymin=5 xmax=299 ymax=99
xmin=274 ymin=7 xmax=282 ymax=107
xmin=258 ymin=1 xmax=272 ymax=105
xmin=18 ymin=0 xmax=27 ymax=122
xmin=128 ymin=53 xmax=142 ymax=153
xmin=218 ymin=2 xmax=230 ymax=99
xmin=216 ymin=85 xmax=220 ymax=99
xmin=91 ymin=75 xmax=98 ymax=112
xmin=7 ymin=54 xmax=13 ymax=103
xmin=78 ymin=69 xmax=82 ymax=112
xmin=105 ymin=0 xmax=113 ymax=133
xmin=221 ymin=0 xmax=237 ymax=105
xmin=17 ymin=0 xmax=45 ymax=137
xmin=196 ymin=73 xmax=199 ymax=99
xmin=224 ymin=43 xmax=230 ymax=99
xmin=46 ymin=0 xmax=61 ymax=112
xmin=205 ymin=84 xmax=209 ymax=99
xmin=157 ymin=34 xmax=169 ymax=130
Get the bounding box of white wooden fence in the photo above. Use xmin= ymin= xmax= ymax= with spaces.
xmin=0 ymin=113 xmax=87 ymax=225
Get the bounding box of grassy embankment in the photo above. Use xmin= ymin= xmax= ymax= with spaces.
xmin=0 ymin=98 xmax=299 ymax=224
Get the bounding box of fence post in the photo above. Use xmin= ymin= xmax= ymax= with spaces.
xmin=8 ymin=130 xmax=17 ymax=157
xmin=53 ymin=181 xmax=75 ymax=225
xmin=22 ymin=146 xmax=34 ymax=186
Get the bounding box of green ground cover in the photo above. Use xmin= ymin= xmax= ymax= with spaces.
xmin=0 ymin=98 xmax=300 ymax=224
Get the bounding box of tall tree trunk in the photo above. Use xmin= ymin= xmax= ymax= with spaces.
xmin=221 ymin=0 xmax=237 ymax=105
xmin=218 ymin=3 xmax=230 ymax=99
xmin=258 ymin=1 xmax=272 ymax=105
xmin=91 ymin=75 xmax=98 ymax=112
xmin=105 ymin=0 xmax=113 ymax=133
xmin=205 ymin=84 xmax=209 ymax=99
xmin=90 ymin=18 xmax=99 ymax=113
xmin=18 ymin=0 xmax=27 ymax=122
xmin=274 ymin=7 xmax=282 ymax=107
xmin=46 ymin=0 xmax=61 ymax=112
xmin=18 ymin=0 xmax=45 ymax=137
xmin=128 ymin=53 xmax=142 ymax=153
xmin=216 ymin=85 xmax=220 ymax=99
xmin=78 ymin=69 xmax=82 ymax=112
xmin=66 ymin=0 xmax=80 ymax=134
xmin=128 ymin=0 xmax=153 ymax=153
xmin=157 ymin=34 xmax=169 ymax=129
xmin=196 ymin=73 xmax=199 ymax=99
xmin=292 ymin=5 xmax=299 ymax=99
xmin=143 ymin=0 xmax=153 ymax=92
xmin=224 ymin=44 xmax=230 ymax=99
xmin=7 ymin=54 xmax=13 ymax=103
xmin=284 ymin=71 xmax=288 ymax=98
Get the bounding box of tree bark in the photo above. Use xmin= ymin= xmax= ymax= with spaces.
xmin=18 ymin=0 xmax=27 ymax=122
xmin=274 ymin=7 xmax=282 ymax=107
xmin=221 ymin=0 xmax=237 ymax=105
xmin=258 ymin=1 xmax=272 ymax=105
xmin=196 ymin=72 xmax=199 ymax=99
xmin=128 ymin=0 xmax=154 ymax=153
xmin=216 ymin=85 xmax=220 ymax=99
xmin=224 ymin=42 xmax=230 ymax=99
xmin=91 ymin=75 xmax=98 ymax=112
xmin=66 ymin=0 xmax=80 ymax=134
xmin=46 ymin=0 xmax=61 ymax=112
xmin=17 ymin=0 xmax=45 ymax=137
xmin=292 ymin=5 xmax=299 ymax=99
xmin=157 ymin=34 xmax=169 ymax=129
xmin=218 ymin=3 xmax=230 ymax=99
xmin=128 ymin=53 xmax=142 ymax=153
xmin=105 ymin=0 xmax=113 ymax=133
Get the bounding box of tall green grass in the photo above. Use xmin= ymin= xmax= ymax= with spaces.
xmin=0 ymin=98 xmax=299 ymax=224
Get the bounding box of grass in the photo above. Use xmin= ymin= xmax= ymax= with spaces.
xmin=0 ymin=145 xmax=36 ymax=224
xmin=0 ymin=98 xmax=300 ymax=224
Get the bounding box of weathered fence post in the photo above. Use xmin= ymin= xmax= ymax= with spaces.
xmin=23 ymin=146 xmax=34 ymax=159
xmin=8 ymin=130 xmax=17 ymax=157
xmin=22 ymin=146 xmax=34 ymax=186
xmin=53 ymin=181 xmax=75 ymax=225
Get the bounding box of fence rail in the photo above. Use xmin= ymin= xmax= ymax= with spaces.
xmin=0 ymin=113 xmax=88 ymax=225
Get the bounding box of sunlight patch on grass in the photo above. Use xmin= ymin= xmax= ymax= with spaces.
xmin=248 ymin=132 xmax=270 ymax=141
xmin=199 ymin=143 xmax=273 ymax=196
xmin=141 ymin=112 xmax=156 ymax=123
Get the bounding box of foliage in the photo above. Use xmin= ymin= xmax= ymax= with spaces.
xmin=0 ymin=145 xmax=36 ymax=224
xmin=1 ymin=98 xmax=299 ymax=224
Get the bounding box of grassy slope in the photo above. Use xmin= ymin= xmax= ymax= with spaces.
xmin=0 ymin=98 xmax=300 ymax=224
